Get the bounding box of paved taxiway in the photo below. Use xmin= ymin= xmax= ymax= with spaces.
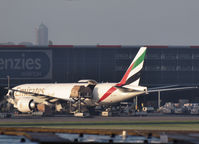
xmin=0 ymin=115 xmax=199 ymax=143
xmin=0 ymin=115 xmax=199 ymax=131
xmin=0 ymin=115 xmax=199 ymax=123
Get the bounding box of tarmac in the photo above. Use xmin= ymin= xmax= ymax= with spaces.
xmin=0 ymin=115 xmax=199 ymax=143
xmin=0 ymin=114 xmax=199 ymax=123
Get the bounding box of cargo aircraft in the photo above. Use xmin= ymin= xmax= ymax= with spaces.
xmin=6 ymin=47 xmax=197 ymax=113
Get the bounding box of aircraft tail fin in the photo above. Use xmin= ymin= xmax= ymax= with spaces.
xmin=117 ymin=47 xmax=147 ymax=86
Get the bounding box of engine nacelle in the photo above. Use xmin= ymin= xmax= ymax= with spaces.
xmin=17 ymin=97 xmax=36 ymax=113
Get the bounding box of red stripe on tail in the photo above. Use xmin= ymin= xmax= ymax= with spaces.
xmin=117 ymin=62 xmax=134 ymax=86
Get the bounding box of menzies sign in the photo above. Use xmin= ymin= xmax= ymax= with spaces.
xmin=0 ymin=50 xmax=52 ymax=79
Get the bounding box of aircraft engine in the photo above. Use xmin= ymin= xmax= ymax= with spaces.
xmin=17 ymin=98 xmax=36 ymax=113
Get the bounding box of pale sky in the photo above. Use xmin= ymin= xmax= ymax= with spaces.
xmin=0 ymin=0 xmax=199 ymax=45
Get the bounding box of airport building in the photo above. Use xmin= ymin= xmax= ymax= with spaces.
xmin=0 ymin=45 xmax=199 ymax=107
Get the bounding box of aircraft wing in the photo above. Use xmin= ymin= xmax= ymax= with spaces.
xmin=7 ymin=88 xmax=59 ymax=103
xmin=148 ymin=85 xmax=198 ymax=93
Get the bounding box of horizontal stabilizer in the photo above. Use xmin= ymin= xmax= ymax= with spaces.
xmin=148 ymin=86 xmax=198 ymax=93
xmin=122 ymin=85 xmax=147 ymax=92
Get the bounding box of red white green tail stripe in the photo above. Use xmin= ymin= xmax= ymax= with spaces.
xmin=117 ymin=47 xmax=147 ymax=86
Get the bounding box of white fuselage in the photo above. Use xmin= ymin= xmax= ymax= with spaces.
xmin=11 ymin=83 xmax=145 ymax=106
xmin=93 ymin=83 xmax=145 ymax=104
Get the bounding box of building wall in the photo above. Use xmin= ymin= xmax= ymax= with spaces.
xmin=0 ymin=45 xmax=199 ymax=105
xmin=1 ymin=45 xmax=199 ymax=85
xmin=52 ymin=45 xmax=199 ymax=86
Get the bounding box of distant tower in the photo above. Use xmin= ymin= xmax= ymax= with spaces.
xmin=36 ymin=23 xmax=48 ymax=46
